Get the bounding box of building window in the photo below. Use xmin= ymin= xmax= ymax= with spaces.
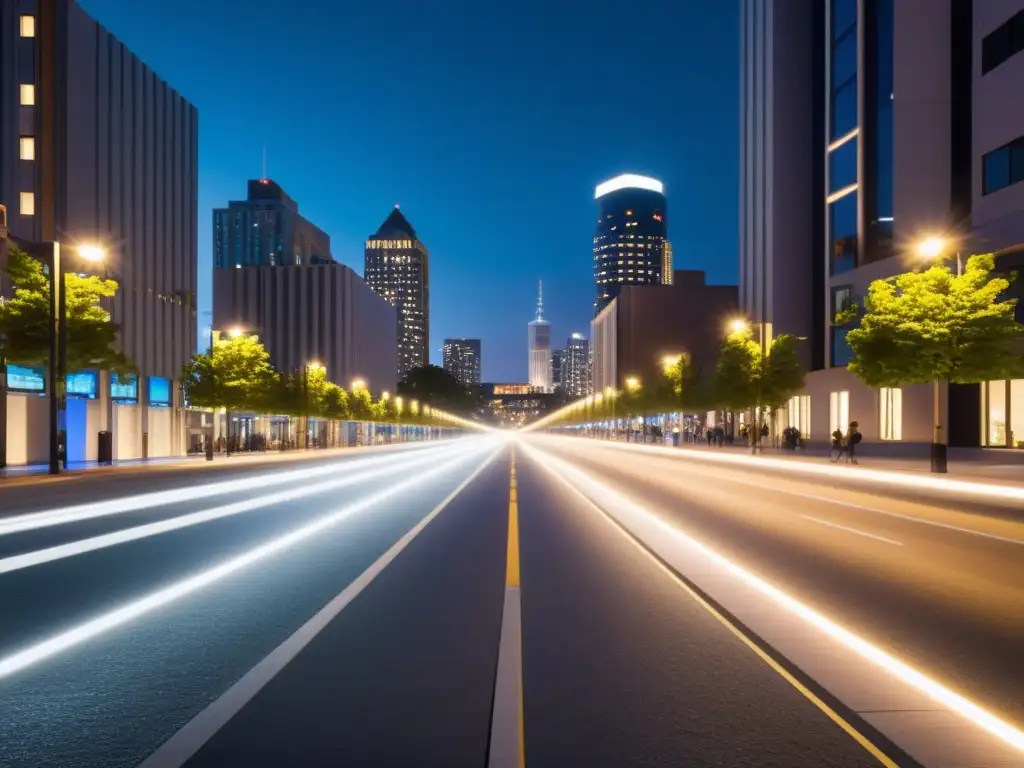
xmin=982 ymin=9 xmax=1024 ymax=74
xmin=983 ymin=136 xmax=1024 ymax=195
xmin=20 ymin=15 xmax=36 ymax=37
xmin=829 ymin=191 xmax=858 ymax=275
xmin=879 ymin=387 xmax=902 ymax=440
xmin=20 ymin=84 xmax=35 ymax=106
xmin=19 ymin=137 xmax=35 ymax=160
xmin=20 ymin=192 xmax=35 ymax=216
xmin=829 ymin=390 xmax=850 ymax=435
xmin=828 ymin=138 xmax=858 ymax=193
xmin=787 ymin=395 xmax=811 ymax=437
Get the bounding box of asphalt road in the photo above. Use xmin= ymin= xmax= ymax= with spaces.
xmin=526 ymin=436 xmax=1024 ymax=732
xmin=2 ymin=433 xmax=1002 ymax=766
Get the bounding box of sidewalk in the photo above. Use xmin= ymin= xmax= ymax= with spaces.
xmin=610 ymin=436 xmax=1024 ymax=483
xmin=0 ymin=442 xmax=433 ymax=487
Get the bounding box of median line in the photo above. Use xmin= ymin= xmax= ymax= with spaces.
xmin=488 ymin=447 xmax=526 ymax=768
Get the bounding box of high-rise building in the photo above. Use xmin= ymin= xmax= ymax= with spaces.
xmin=593 ymin=174 xmax=670 ymax=315
xmin=214 ymin=263 xmax=397 ymax=394
xmin=739 ymin=0 xmax=1024 ymax=447
xmin=1 ymin=0 xmax=198 ymax=463
xmin=213 ymin=179 xmax=332 ymax=269
xmin=592 ymin=271 xmax=736 ymax=395
xmin=527 ymin=281 xmax=552 ymax=392
xmin=551 ymin=348 xmax=567 ymax=395
xmin=564 ymin=333 xmax=592 ymax=398
xmin=364 ymin=206 xmax=430 ymax=380
xmin=443 ymin=338 xmax=482 ymax=388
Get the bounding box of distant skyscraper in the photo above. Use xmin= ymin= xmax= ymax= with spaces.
xmin=214 ymin=179 xmax=332 ymax=269
xmin=551 ymin=348 xmax=566 ymax=394
xmin=593 ymin=174 xmax=669 ymax=315
xmin=565 ymin=333 xmax=591 ymax=398
xmin=443 ymin=338 xmax=482 ymax=388
xmin=527 ymin=281 xmax=552 ymax=392
xmin=364 ymin=206 xmax=430 ymax=379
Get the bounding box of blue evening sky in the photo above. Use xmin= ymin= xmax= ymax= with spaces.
xmin=79 ymin=0 xmax=739 ymax=382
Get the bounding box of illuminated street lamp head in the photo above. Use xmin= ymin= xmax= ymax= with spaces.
xmin=594 ymin=393 xmax=603 ymax=404
xmin=729 ymin=318 xmax=749 ymax=335
xmin=661 ymin=353 xmax=683 ymax=373
xmin=381 ymin=391 xmax=390 ymax=401
xmin=395 ymin=396 xmax=403 ymax=411
xmin=625 ymin=376 xmax=641 ymax=392
xmin=77 ymin=244 xmax=106 ymax=263
xmin=307 ymin=360 xmax=323 ymax=370
xmin=351 ymin=378 xmax=366 ymax=390
xmin=228 ymin=327 xmax=244 ymax=338
xmin=917 ymin=236 xmax=947 ymax=260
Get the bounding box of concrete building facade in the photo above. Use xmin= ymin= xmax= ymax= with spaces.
xmin=527 ymin=281 xmax=552 ymax=392
xmin=564 ymin=333 xmax=592 ymax=399
xmin=591 ymin=270 xmax=738 ymax=394
xmin=740 ymin=0 xmax=1024 ymax=449
xmin=1 ymin=0 xmax=198 ymax=465
xmin=213 ymin=263 xmax=398 ymax=396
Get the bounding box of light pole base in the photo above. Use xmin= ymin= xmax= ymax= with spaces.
xmin=930 ymin=442 xmax=948 ymax=473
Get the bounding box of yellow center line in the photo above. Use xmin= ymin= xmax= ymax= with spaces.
xmin=506 ymin=450 xmax=520 ymax=588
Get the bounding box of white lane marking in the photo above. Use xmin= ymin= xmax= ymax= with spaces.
xmin=488 ymin=586 xmax=524 ymax=768
xmin=138 ymin=447 xmax=501 ymax=768
xmin=799 ymin=515 xmax=904 ymax=547
xmin=0 ymin=442 xmax=497 ymax=681
xmin=520 ymin=442 xmax=1024 ymax=755
xmin=0 ymin=442 xmax=440 ymax=536
xmin=0 ymin=445 xmax=471 ymax=576
xmin=704 ymin=471 xmax=1024 ymax=547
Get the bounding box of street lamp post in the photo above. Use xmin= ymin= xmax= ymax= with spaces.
xmin=916 ymin=236 xmax=962 ymax=474
xmin=395 ymin=396 xmax=403 ymax=442
xmin=625 ymin=376 xmax=640 ymax=442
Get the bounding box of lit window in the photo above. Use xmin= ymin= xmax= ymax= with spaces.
xmin=20 ymin=15 xmax=35 ymax=37
xmin=19 ymin=136 xmax=35 ymax=160
xmin=829 ymin=391 xmax=849 ymax=435
xmin=879 ymin=388 xmax=902 ymax=440
xmin=20 ymin=192 xmax=35 ymax=216
xmin=20 ymin=84 xmax=35 ymax=105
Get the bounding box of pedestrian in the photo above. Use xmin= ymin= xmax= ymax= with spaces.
xmin=846 ymin=421 xmax=862 ymax=464
xmin=706 ymin=428 xmax=714 ymax=447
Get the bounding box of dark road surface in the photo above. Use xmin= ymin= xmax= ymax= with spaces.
xmin=1 ymin=434 xmax=1019 ymax=767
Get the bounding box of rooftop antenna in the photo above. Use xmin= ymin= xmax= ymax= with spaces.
xmin=536 ymin=279 xmax=544 ymax=321
xmin=261 ymin=145 xmax=267 ymax=180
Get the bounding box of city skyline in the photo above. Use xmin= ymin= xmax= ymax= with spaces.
xmin=75 ymin=0 xmax=740 ymax=381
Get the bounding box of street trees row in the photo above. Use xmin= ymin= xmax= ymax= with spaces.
xmin=180 ymin=335 xmax=461 ymax=425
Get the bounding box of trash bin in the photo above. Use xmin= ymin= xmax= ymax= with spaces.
xmin=98 ymin=430 xmax=113 ymax=464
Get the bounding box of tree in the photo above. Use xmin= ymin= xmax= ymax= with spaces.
xmin=664 ymin=353 xmax=714 ymax=413
xmin=0 ymin=247 xmax=131 ymax=372
xmin=181 ymin=335 xmax=276 ymax=412
xmin=846 ymin=254 xmax=1024 ymax=468
xmin=713 ymin=328 xmax=805 ymax=450
xmin=847 ymin=254 xmax=1024 ymax=386
xmin=348 ymin=387 xmax=375 ymax=420
xmin=321 ymin=383 xmax=350 ymax=420
xmin=397 ymin=364 xmax=479 ymax=415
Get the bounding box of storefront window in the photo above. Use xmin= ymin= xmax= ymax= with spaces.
xmin=986 ymin=380 xmax=1007 ymax=446
xmin=1011 ymin=380 xmax=1024 ymax=448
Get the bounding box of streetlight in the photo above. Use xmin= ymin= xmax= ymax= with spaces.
xmin=304 ymin=361 xmax=323 ymax=450
xmin=915 ymin=235 xmax=963 ymax=473
xmin=729 ymin=318 xmax=750 ymax=335
xmin=661 ymin=353 xmax=683 ymax=374
xmin=395 ymin=396 xmax=404 ymax=442
xmin=624 ymin=377 xmax=641 ymax=442
xmin=351 ymin=378 xmax=366 ymax=391
xmin=916 ymin=234 xmax=962 ymax=276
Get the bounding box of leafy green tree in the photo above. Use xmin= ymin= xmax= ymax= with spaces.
xmin=181 ymin=335 xmax=276 ymax=411
xmin=348 ymin=387 xmax=375 ymax=420
xmin=847 ymin=254 xmax=1024 ymax=386
xmin=664 ymin=353 xmax=715 ymax=412
xmin=397 ymin=364 xmax=479 ymax=415
xmin=0 ymin=247 xmax=131 ymax=371
xmin=713 ymin=328 xmax=805 ymax=449
xmin=321 ymin=383 xmax=350 ymax=420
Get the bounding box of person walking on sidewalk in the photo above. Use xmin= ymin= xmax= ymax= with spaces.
xmin=846 ymin=421 xmax=862 ymax=465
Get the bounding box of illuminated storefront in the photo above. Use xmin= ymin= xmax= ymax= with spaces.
xmin=980 ymin=379 xmax=1024 ymax=448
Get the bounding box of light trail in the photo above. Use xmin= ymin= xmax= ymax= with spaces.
xmin=0 ymin=443 xmax=476 ymax=576
xmin=520 ymin=441 xmax=1024 ymax=755
xmin=0 ymin=441 xmax=499 ymax=681
xmin=531 ymin=433 xmax=1024 ymax=505
xmin=0 ymin=441 xmax=446 ymax=536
